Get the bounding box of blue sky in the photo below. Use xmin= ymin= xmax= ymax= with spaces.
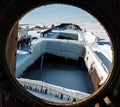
xmin=20 ymin=4 xmax=97 ymax=25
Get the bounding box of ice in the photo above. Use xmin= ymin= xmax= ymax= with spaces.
xmin=17 ymin=78 xmax=90 ymax=102
xmin=16 ymin=38 xmax=86 ymax=77
xmin=16 ymin=23 xmax=112 ymax=82
xmin=16 ymin=23 xmax=112 ymax=102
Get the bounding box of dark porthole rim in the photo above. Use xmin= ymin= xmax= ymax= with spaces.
xmin=3 ymin=1 xmax=119 ymax=107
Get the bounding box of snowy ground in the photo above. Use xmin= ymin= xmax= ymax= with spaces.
xmin=80 ymin=22 xmax=110 ymax=42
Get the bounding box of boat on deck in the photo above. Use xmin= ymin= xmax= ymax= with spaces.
xmin=16 ymin=23 xmax=112 ymax=102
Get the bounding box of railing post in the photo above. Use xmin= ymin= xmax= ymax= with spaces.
xmin=40 ymin=54 xmax=44 ymax=72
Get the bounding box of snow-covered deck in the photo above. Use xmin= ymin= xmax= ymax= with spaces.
xmin=16 ymin=38 xmax=85 ymax=77
xmin=16 ymin=23 xmax=112 ymax=102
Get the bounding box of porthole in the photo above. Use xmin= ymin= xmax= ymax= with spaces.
xmin=14 ymin=4 xmax=113 ymax=104
xmin=1 ymin=0 xmax=120 ymax=107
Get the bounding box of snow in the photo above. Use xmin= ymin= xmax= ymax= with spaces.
xmin=84 ymin=32 xmax=98 ymax=44
xmin=16 ymin=47 xmax=32 ymax=77
xmin=80 ymin=22 xmax=110 ymax=42
xmin=19 ymin=23 xmax=51 ymax=29
xmin=44 ymin=30 xmax=78 ymax=40
xmin=16 ymin=38 xmax=86 ymax=77
xmin=85 ymin=46 xmax=108 ymax=85
xmin=27 ymin=90 xmax=70 ymax=103
xmin=17 ymin=78 xmax=90 ymax=102
xmin=28 ymin=29 xmax=48 ymax=38
xmin=95 ymin=51 xmax=111 ymax=71
xmin=80 ymin=22 xmax=112 ymax=72
xmin=28 ymin=31 xmax=40 ymax=38
xmin=93 ymin=44 xmax=112 ymax=62
xmin=16 ymin=23 xmax=113 ymax=102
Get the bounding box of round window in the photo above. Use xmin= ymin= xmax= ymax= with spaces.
xmin=2 ymin=1 xmax=119 ymax=107
xmin=14 ymin=4 xmax=113 ymax=104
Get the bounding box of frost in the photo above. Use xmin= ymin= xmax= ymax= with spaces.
xmin=17 ymin=78 xmax=90 ymax=102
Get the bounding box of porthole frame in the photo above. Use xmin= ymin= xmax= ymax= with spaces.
xmin=1 ymin=0 xmax=120 ymax=107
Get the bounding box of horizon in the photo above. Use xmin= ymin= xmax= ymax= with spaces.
xmin=19 ymin=4 xmax=98 ymax=25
